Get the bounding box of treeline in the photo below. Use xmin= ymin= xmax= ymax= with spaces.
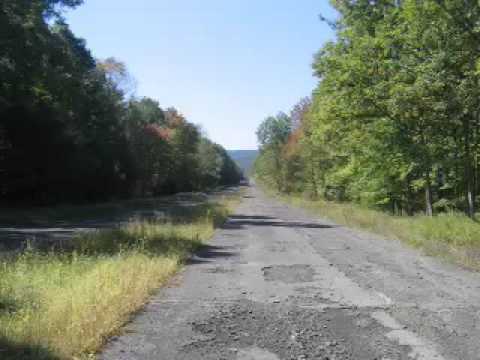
xmin=255 ymin=0 xmax=480 ymax=218
xmin=0 ymin=0 xmax=241 ymax=205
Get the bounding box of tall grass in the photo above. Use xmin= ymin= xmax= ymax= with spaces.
xmin=0 ymin=196 xmax=237 ymax=360
xmin=283 ymin=194 xmax=480 ymax=269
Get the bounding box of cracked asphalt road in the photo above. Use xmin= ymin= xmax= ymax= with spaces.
xmin=101 ymin=185 xmax=480 ymax=360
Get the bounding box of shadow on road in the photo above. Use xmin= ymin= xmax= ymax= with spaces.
xmin=229 ymin=215 xmax=276 ymax=220
xmin=223 ymin=216 xmax=336 ymax=230
xmin=185 ymin=244 xmax=238 ymax=265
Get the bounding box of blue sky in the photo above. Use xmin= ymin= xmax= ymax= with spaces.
xmin=65 ymin=1 xmax=336 ymax=150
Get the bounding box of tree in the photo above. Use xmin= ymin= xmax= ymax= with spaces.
xmin=1 ymin=0 xmax=240 ymax=205
xmin=255 ymin=0 xmax=480 ymax=218
xmin=256 ymin=113 xmax=292 ymax=191
xmin=97 ymin=57 xmax=137 ymax=98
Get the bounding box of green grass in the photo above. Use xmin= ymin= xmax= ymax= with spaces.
xmin=0 ymin=195 xmax=239 ymax=360
xmin=279 ymin=193 xmax=480 ymax=270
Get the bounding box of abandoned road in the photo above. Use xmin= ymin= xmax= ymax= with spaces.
xmin=101 ymin=185 xmax=480 ymax=360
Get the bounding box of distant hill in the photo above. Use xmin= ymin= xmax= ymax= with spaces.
xmin=228 ymin=150 xmax=259 ymax=176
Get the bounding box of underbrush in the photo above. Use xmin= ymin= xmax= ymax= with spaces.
xmin=0 ymin=196 xmax=238 ymax=360
xmin=283 ymin=194 xmax=480 ymax=270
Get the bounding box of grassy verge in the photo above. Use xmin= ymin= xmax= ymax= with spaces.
xmin=0 ymin=193 xmax=212 ymax=226
xmin=276 ymin=192 xmax=480 ymax=270
xmin=0 ymin=195 xmax=239 ymax=360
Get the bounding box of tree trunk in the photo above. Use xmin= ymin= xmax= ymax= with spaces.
xmin=425 ymin=172 xmax=433 ymax=216
xmin=466 ymin=162 xmax=475 ymax=218
xmin=464 ymin=117 xmax=475 ymax=218
xmin=274 ymin=155 xmax=282 ymax=191
xmin=406 ymin=178 xmax=414 ymax=216
xmin=309 ymin=160 xmax=318 ymax=199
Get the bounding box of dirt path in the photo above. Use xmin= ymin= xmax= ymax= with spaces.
xmin=101 ymin=185 xmax=480 ymax=360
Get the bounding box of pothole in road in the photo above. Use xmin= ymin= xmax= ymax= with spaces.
xmin=181 ymin=300 xmax=411 ymax=360
xmin=262 ymin=264 xmax=315 ymax=284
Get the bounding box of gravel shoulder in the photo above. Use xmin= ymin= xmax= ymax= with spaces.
xmin=101 ymin=185 xmax=480 ymax=360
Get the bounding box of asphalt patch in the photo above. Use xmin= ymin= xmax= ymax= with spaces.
xmin=180 ymin=300 xmax=412 ymax=360
xmin=262 ymin=264 xmax=315 ymax=284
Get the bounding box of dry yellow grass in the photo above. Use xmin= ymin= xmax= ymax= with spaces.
xmin=1 ymin=252 xmax=179 ymax=359
xmin=0 ymin=195 xmax=239 ymax=360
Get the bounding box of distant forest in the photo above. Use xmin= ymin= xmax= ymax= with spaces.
xmin=0 ymin=1 xmax=242 ymax=206
xmin=228 ymin=150 xmax=258 ymax=176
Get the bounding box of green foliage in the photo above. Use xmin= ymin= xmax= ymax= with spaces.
xmin=197 ymin=139 xmax=242 ymax=188
xmin=255 ymin=0 xmax=480 ymax=218
xmin=255 ymin=112 xmax=292 ymax=191
xmin=256 ymin=112 xmax=291 ymax=148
